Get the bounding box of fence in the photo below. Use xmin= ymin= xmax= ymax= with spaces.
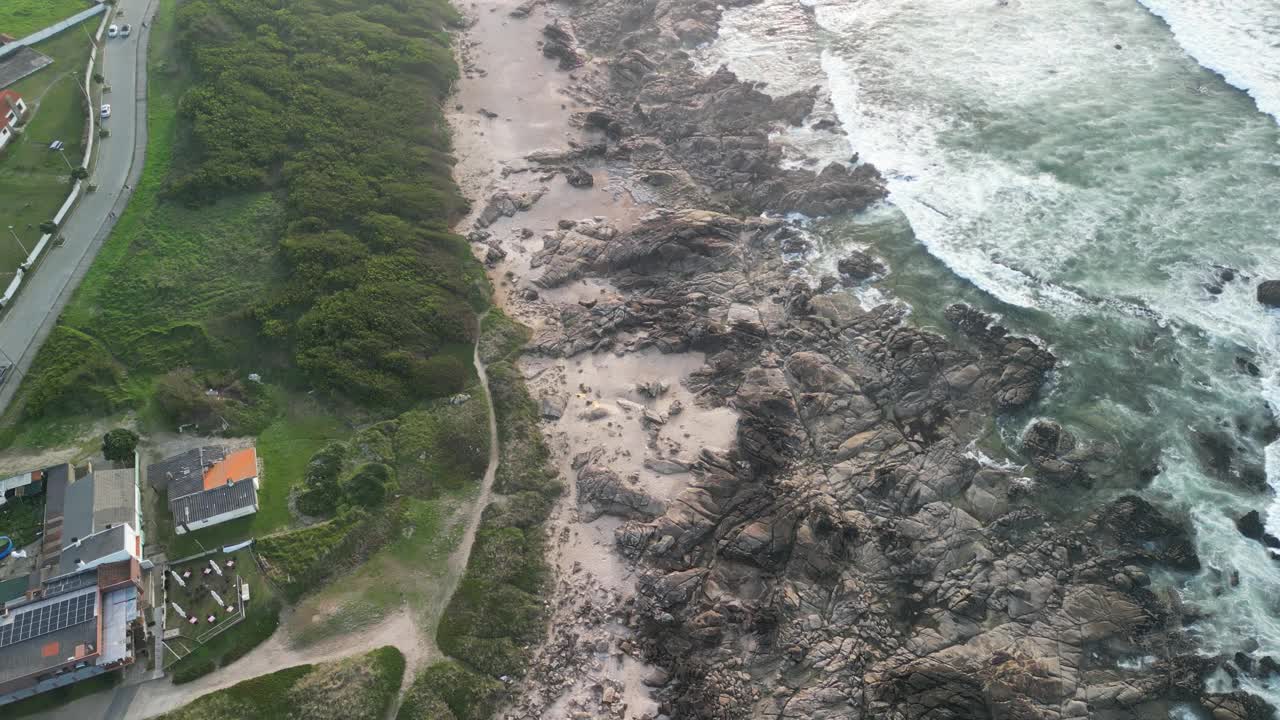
xmin=0 ymin=8 xmax=110 ymax=307
xmin=0 ymin=4 xmax=108 ymax=60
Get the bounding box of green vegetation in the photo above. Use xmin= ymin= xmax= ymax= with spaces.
xmin=476 ymin=310 xmax=531 ymax=365
xmin=0 ymin=494 xmax=43 ymax=547
xmin=488 ymin=360 xmax=558 ymax=498
xmin=165 ymin=550 xmax=282 ymax=685
xmin=256 ymin=506 xmax=401 ymax=602
xmin=102 ymin=427 xmax=139 ymax=463
xmin=158 ymin=646 xmax=404 ymax=720
xmin=0 ymin=0 xmax=91 ymax=41
xmin=0 ymin=17 xmax=97 ymax=276
xmin=2 ymin=670 xmax=120 ymax=718
xmin=396 ymin=661 xmax=501 ymax=720
xmin=437 ymin=319 xmax=560 ymax=679
xmin=4 ymin=0 xmax=486 ymax=437
xmin=165 ymin=0 xmax=486 ymax=408
xmin=288 ymin=490 xmax=471 ymax=646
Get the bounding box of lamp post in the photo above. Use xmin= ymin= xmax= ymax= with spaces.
xmin=6 ymin=226 xmax=29 ymax=256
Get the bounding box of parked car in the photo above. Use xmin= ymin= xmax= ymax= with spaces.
xmin=121 ymin=24 xmax=131 ymax=37
xmin=100 ymin=104 xmax=111 ymax=119
xmin=108 ymin=24 xmax=119 ymax=38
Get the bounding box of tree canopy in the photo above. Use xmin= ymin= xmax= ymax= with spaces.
xmin=172 ymin=0 xmax=487 ymax=408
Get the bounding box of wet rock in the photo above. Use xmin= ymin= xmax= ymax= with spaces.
xmin=1193 ymin=429 xmax=1269 ymax=493
xmin=1236 ymin=510 xmax=1280 ymax=550
xmin=1257 ymin=280 xmax=1280 ymax=308
xmin=836 ymin=249 xmax=886 ymax=282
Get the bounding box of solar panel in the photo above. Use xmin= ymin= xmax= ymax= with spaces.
xmin=0 ymin=591 xmax=96 ymax=649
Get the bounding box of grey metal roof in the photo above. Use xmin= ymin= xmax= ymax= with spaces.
xmin=58 ymin=469 xmax=138 ymax=553
xmin=60 ymin=477 xmax=94 ymax=551
xmin=147 ymin=446 xmax=225 ymax=497
xmin=41 ymin=464 xmax=70 ymax=525
xmin=56 ymin=525 xmax=128 ymax=577
xmin=170 ymin=478 xmax=257 ymax=526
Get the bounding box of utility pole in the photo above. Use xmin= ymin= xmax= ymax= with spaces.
xmin=6 ymin=226 xmax=29 ymax=256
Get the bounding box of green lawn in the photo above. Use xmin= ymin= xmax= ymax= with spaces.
xmin=0 ymin=0 xmax=92 ymax=39
xmin=0 ymin=17 xmax=97 ymax=276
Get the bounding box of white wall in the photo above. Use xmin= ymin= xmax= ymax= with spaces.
xmin=175 ymin=503 xmax=258 ymax=535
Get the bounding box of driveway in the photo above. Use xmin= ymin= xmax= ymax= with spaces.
xmin=0 ymin=0 xmax=157 ymax=413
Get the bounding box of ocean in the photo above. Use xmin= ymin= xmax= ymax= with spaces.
xmin=697 ymin=0 xmax=1280 ymax=706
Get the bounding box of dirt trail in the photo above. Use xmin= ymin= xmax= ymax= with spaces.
xmin=383 ymin=319 xmax=502 ymax=720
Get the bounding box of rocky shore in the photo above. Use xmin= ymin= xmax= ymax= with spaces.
xmin=448 ymin=0 xmax=1277 ymax=718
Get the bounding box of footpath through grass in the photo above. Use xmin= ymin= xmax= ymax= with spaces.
xmin=0 ymin=17 xmax=98 ymax=275
xmin=0 ymin=0 xmax=91 ymax=38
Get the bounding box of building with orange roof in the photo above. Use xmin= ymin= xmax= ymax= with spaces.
xmin=0 ymin=89 xmax=28 ymax=153
xmin=147 ymin=446 xmax=259 ymax=535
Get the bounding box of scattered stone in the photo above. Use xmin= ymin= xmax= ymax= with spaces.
xmin=636 ymin=381 xmax=669 ymax=398
xmin=565 ymin=165 xmax=594 ymax=187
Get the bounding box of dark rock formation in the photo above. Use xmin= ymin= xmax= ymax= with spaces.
xmin=836 ymin=249 xmax=885 ymax=281
xmin=541 ymin=21 xmax=583 ymax=70
xmin=1236 ymin=510 xmax=1280 ymax=550
xmin=565 ymin=165 xmax=594 ymax=187
xmin=1257 ymin=280 xmax=1280 ymax=308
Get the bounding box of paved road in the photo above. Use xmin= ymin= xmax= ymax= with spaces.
xmin=0 ymin=0 xmax=156 ymax=413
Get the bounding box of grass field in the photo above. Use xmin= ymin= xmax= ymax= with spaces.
xmin=0 ymin=16 xmax=97 ymax=276
xmin=158 ymin=646 xmax=404 ymax=720
xmin=0 ymin=0 xmax=91 ymax=39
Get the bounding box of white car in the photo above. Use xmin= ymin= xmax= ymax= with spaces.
xmin=100 ymin=104 xmax=111 ymax=119
xmin=108 ymin=24 xmax=119 ymax=38
xmin=121 ymin=24 xmax=131 ymax=37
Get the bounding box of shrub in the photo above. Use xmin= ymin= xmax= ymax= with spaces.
xmin=397 ymin=661 xmax=500 ymax=720
xmin=102 ymin=428 xmax=139 ymax=464
xmin=170 ymin=0 xmax=487 ymax=408
xmin=341 ymin=463 xmax=394 ymax=508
